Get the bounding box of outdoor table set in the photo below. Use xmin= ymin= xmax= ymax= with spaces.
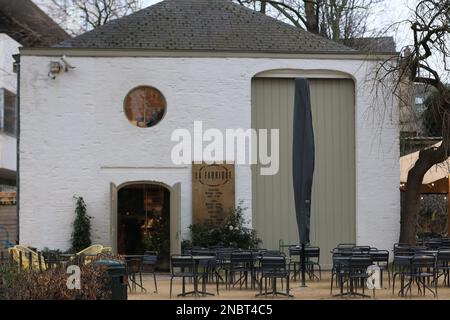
xmin=330 ymin=244 xmax=390 ymax=298
xmin=392 ymin=243 xmax=450 ymax=297
xmin=172 ymin=248 xmax=297 ymax=298
xmin=169 ymin=254 xmax=217 ymax=298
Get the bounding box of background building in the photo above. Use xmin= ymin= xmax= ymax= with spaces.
xmin=0 ymin=0 xmax=67 ymax=249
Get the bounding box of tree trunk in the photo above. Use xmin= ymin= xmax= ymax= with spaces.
xmin=401 ymin=143 xmax=449 ymax=244
xmin=304 ymin=0 xmax=319 ymax=34
xmin=260 ymin=0 xmax=266 ymax=13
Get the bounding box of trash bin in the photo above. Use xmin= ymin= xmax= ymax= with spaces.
xmin=93 ymin=259 xmax=128 ymax=300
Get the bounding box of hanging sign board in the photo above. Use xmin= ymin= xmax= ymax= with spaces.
xmin=192 ymin=163 xmax=235 ymax=226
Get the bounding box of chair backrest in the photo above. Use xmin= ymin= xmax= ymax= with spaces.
xmin=411 ymin=246 xmax=428 ymax=252
xmin=332 ymin=246 xmax=353 ymax=257
xmin=288 ymin=247 xmax=300 ymax=257
xmin=261 ymin=250 xmax=283 ymax=257
xmin=305 ymin=246 xmax=320 ymax=260
xmin=349 ymin=256 xmax=372 ymax=272
xmin=101 ymin=247 xmax=112 ymax=253
xmin=332 ymin=254 xmax=351 ymax=269
xmin=352 ymin=246 xmax=371 ymax=254
xmin=170 ymin=255 xmax=195 ymax=275
xmin=260 ymin=256 xmax=287 ymax=276
xmin=412 ymin=254 xmax=436 ymax=269
xmin=8 ymin=245 xmax=46 ymax=271
xmin=441 ymin=238 xmax=450 ymax=247
xmin=337 ymin=243 xmax=356 ymax=249
xmin=76 ymin=244 xmax=104 ymax=256
xmin=230 ymin=251 xmax=254 ymax=266
xmin=437 ymin=249 xmax=450 ymax=264
xmin=393 ymin=244 xmax=415 ymax=257
xmin=370 ymin=249 xmax=389 ymax=264
xmin=143 ymin=251 xmax=158 ymax=264
xmin=126 ymin=257 xmax=144 ymax=273
xmin=426 ymin=240 xmax=443 ymax=250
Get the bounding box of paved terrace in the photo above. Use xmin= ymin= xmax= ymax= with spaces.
xmin=129 ymin=272 xmax=450 ymax=300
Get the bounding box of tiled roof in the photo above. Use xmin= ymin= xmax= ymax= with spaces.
xmin=58 ymin=0 xmax=354 ymax=53
xmin=343 ymin=37 xmax=397 ymax=53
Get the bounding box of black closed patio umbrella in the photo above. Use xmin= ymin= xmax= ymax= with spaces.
xmin=292 ymin=78 xmax=315 ymax=287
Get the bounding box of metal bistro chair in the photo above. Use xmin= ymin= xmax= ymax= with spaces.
xmin=256 ymin=255 xmax=292 ymax=298
xmin=126 ymin=256 xmax=147 ymax=293
xmin=192 ymin=249 xmax=220 ymax=295
xmin=330 ymin=252 xmax=351 ymax=296
xmin=436 ymin=248 xmax=450 ymax=287
xmin=392 ymin=255 xmax=413 ymax=296
xmin=345 ymin=255 xmax=373 ymax=298
xmin=305 ymin=246 xmax=321 ymax=280
xmin=169 ymin=255 xmax=197 ymax=298
xmin=288 ymin=246 xmax=301 ymax=281
xmin=229 ymin=251 xmax=255 ymax=290
xmin=143 ymin=251 xmax=158 ymax=293
xmin=43 ymin=250 xmax=63 ymax=270
xmin=409 ymin=254 xmax=438 ymax=297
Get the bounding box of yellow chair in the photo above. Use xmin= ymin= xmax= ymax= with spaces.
xmin=101 ymin=246 xmax=112 ymax=253
xmin=8 ymin=245 xmax=46 ymax=271
xmin=76 ymin=244 xmax=104 ymax=264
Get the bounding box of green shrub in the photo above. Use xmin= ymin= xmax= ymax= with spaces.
xmin=71 ymin=196 xmax=92 ymax=253
xmin=185 ymin=203 xmax=261 ymax=249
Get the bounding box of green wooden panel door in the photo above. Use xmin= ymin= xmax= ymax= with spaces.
xmin=251 ymin=78 xmax=356 ymax=268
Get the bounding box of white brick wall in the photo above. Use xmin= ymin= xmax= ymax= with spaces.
xmin=19 ymin=55 xmax=400 ymax=252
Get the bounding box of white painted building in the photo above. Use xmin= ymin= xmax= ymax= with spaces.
xmin=19 ymin=0 xmax=400 ymax=266
xmin=0 ymin=0 xmax=68 ymax=246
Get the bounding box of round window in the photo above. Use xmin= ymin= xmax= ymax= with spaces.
xmin=124 ymin=86 xmax=166 ymax=128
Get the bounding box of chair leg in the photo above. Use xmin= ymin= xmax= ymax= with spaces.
xmin=293 ymin=264 xmax=297 ymax=281
xmin=330 ymin=271 xmax=334 ymax=295
xmin=392 ymin=273 xmax=396 ymax=295
xmin=387 ymin=269 xmax=391 ymax=289
xmin=216 ymin=273 xmax=220 ymax=295
xmin=153 ymin=272 xmax=158 ymax=293
xmin=286 ymin=276 xmax=290 ymax=297
xmin=265 ymin=277 xmax=268 ymax=296
xmin=169 ymin=278 xmax=173 ymax=299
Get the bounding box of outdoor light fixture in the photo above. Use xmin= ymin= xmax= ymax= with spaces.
xmin=48 ymin=55 xmax=76 ymax=79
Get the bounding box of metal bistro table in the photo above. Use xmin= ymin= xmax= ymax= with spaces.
xmin=123 ymin=255 xmax=147 ymax=293
xmin=177 ymin=255 xmax=216 ymax=297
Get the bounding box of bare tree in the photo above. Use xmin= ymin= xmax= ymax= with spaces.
xmin=49 ymin=0 xmax=142 ymax=34
xmin=235 ymin=0 xmax=380 ymax=42
xmin=377 ymin=0 xmax=449 ymax=244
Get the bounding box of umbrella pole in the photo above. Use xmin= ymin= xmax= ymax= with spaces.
xmin=300 ymin=244 xmax=307 ymax=287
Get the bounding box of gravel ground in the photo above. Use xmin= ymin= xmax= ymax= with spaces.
xmin=128 ymin=271 xmax=450 ymax=300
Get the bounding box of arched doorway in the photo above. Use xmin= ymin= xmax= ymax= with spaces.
xmin=117 ymin=183 xmax=171 ymax=269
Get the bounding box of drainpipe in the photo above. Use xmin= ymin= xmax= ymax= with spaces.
xmin=13 ymin=53 xmax=20 ymax=245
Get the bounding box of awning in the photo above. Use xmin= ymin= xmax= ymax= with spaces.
xmin=400 ymin=142 xmax=450 ymax=184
